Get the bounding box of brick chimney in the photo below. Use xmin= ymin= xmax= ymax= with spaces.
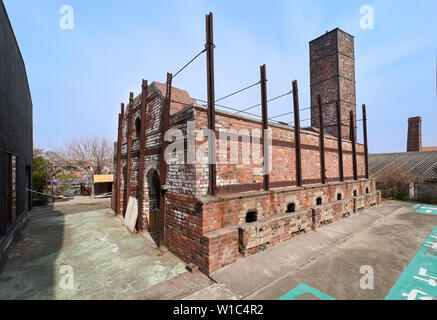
xmin=310 ymin=28 xmax=356 ymax=140
xmin=407 ymin=116 xmax=422 ymax=152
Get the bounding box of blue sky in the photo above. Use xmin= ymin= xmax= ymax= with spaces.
xmin=4 ymin=0 xmax=437 ymax=153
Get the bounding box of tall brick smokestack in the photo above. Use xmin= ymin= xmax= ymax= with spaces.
xmin=310 ymin=28 xmax=356 ymax=140
xmin=407 ymin=116 xmax=422 ymax=152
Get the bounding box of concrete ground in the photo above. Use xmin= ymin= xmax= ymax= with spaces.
xmin=0 ymin=197 xmax=212 ymax=300
xmin=1 ymin=198 xmax=436 ymax=300
xmin=185 ymin=201 xmax=437 ymax=300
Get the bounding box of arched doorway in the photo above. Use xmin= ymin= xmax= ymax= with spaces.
xmin=145 ymin=169 xmax=160 ymax=245
xmin=148 ymin=169 xmax=161 ymax=214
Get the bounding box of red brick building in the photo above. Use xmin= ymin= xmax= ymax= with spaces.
xmin=407 ymin=116 xmax=437 ymax=152
xmin=112 ymin=28 xmax=381 ymax=274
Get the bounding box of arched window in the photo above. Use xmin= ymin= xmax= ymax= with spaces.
xmin=316 ymin=197 xmax=323 ymax=206
xmin=353 ymin=190 xmax=358 ymax=197
xmin=286 ymin=203 xmax=296 ymax=213
xmin=135 ymin=117 xmax=141 ymax=138
xmin=246 ymin=210 xmax=257 ymax=223
xmin=366 ymin=187 xmax=369 ymax=194
xmin=337 ymin=193 xmax=342 ymax=201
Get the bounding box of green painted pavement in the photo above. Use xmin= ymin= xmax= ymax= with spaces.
xmin=279 ymin=283 xmax=335 ymax=300
xmin=280 ymin=210 xmax=437 ymax=301
xmin=0 ymin=208 xmax=187 ymax=300
xmin=412 ymin=204 xmax=437 ymax=216
xmin=385 ymin=224 xmax=437 ymax=300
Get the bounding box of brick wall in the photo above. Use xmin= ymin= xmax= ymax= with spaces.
xmin=113 ymin=90 xmax=373 ymax=275
xmin=194 ymin=105 xmax=366 ymax=197
xmin=407 ymin=116 xmax=422 ymax=152
xmin=310 ymin=28 xmax=356 ymax=140
xmin=111 ymin=26 xmax=378 ymax=275
xmin=197 ymin=180 xmax=379 ymax=274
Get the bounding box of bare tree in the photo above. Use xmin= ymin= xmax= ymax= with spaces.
xmin=376 ymin=163 xmax=423 ymax=197
xmin=56 ymin=137 xmax=114 ymax=174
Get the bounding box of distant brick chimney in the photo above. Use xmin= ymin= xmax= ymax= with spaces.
xmin=407 ymin=117 xmax=422 ymax=152
xmin=310 ymin=28 xmax=356 ymax=140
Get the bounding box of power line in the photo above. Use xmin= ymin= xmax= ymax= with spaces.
xmin=194 ymin=98 xmax=286 ymax=124
xmin=236 ymin=90 xmax=292 ymax=115
xmin=215 ymin=81 xmax=260 ymax=103
xmin=174 ymin=97 xmax=364 ymax=129
xmin=172 ymin=48 xmax=206 ymax=80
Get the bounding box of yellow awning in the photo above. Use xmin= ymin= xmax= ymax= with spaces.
xmin=93 ymin=174 xmax=114 ymax=183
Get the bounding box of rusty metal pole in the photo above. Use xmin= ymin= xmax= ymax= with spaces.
xmin=137 ymin=80 xmax=148 ymax=231
xmin=362 ymin=104 xmax=369 ymax=179
xmin=113 ymin=113 xmax=120 ymax=212
xmin=350 ymin=111 xmax=358 ymax=180
xmin=318 ymin=96 xmax=326 ymax=184
xmin=115 ymin=104 xmax=124 ymax=216
xmin=260 ymin=64 xmax=269 ymax=191
xmin=292 ymin=80 xmax=303 ymax=187
xmin=205 ymin=12 xmax=216 ymax=196
xmin=125 ymin=94 xmax=134 ymax=217
xmin=336 ymin=101 xmax=344 ymax=182
xmin=159 ymin=73 xmax=172 ymax=247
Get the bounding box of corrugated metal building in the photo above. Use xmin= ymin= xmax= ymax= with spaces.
xmin=369 ymin=151 xmax=437 ymax=200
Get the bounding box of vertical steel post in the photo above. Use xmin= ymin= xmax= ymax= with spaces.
xmin=159 ymin=73 xmax=172 ymax=247
xmin=116 ymin=103 xmax=124 ymax=216
xmin=125 ymin=94 xmax=134 ymax=217
xmin=205 ymin=12 xmax=216 ymax=196
xmin=292 ymin=80 xmax=303 ymax=187
xmin=260 ymin=64 xmax=269 ymax=191
xmin=350 ymin=111 xmax=358 ymax=180
xmin=318 ymin=96 xmax=326 ymax=184
xmin=362 ymin=104 xmax=369 ymax=179
xmin=336 ymin=101 xmax=344 ymax=182
xmin=137 ymin=80 xmax=148 ymax=231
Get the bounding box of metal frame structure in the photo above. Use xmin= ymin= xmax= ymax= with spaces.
xmin=112 ymin=12 xmax=373 ymax=254
xmin=205 ymin=12 xmax=217 ymax=196
xmin=260 ymin=64 xmax=270 ymax=191
xmin=115 ymin=103 xmax=124 ymax=216
xmin=318 ymin=95 xmax=326 ymax=184
xmin=292 ymin=80 xmax=303 ymax=187
xmin=125 ymin=93 xmax=134 ymax=217
xmin=137 ymin=80 xmax=148 ymax=229
xmin=336 ymin=100 xmax=344 ymax=182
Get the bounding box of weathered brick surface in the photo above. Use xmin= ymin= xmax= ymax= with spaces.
xmin=238 ymin=208 xmax=313 ymax=256
xmin=407 ymin=117 xmax=422 ymax=152
xmin=194 ymin=106 xmax=367 ymax=195
xmin=111 ymin=29 xmax=380 ymax=275
xmin=310 ymin=28 xmax=356 ymax=139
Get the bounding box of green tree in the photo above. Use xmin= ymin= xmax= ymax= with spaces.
xmin=55 ymin=172 xmax=80 ymax=180
xmin=33 ymin=154 xmax=52 ymax=193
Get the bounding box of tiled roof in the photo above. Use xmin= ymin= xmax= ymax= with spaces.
xmin=369 ymin=151 xmax=437 ymax=181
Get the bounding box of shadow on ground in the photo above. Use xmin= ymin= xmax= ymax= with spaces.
xmin=0 ymin=203 xmax=64 ymax=299
xmin=0 ymin=199 xmax=188 ymax=300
